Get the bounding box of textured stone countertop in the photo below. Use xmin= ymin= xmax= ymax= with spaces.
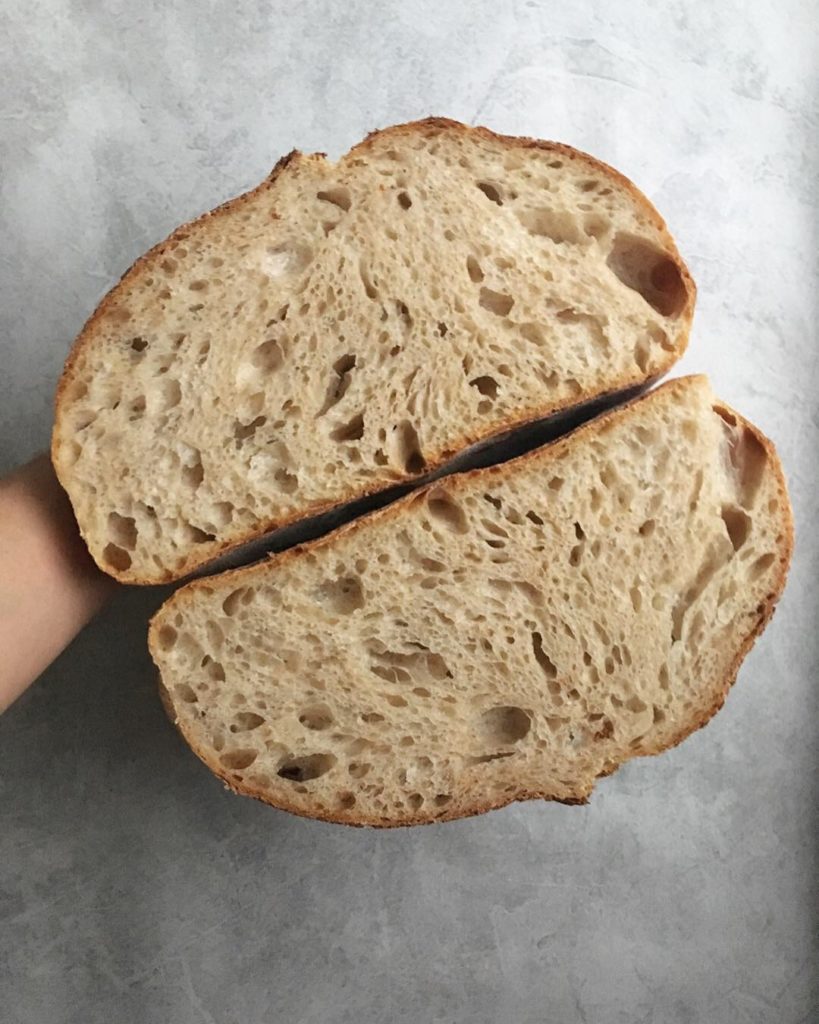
xmin=1 ymin=2 xmax=816 ymax=1022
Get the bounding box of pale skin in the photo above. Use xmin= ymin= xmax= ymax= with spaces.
xmin=0 ymin=455 xmax=116 ymax=712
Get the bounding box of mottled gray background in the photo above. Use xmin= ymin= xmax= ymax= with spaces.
xmin=1 ymin=2 xmax=817 ymax=1022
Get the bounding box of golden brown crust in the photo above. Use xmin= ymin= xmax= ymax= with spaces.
xmin=52 ymin=116 xmax=695 ymax=585
xmin=149 ymin=376 xmax=793 ymax=827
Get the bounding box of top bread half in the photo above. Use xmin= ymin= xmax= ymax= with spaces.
xmin=52 ymin=118 xmax=695 ymax=584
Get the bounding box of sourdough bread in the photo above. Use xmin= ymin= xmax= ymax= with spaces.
xmin=53 ymin=118 xmax=694 ymax=583
xmin=149 ymin=376 xmax=792 ymax=826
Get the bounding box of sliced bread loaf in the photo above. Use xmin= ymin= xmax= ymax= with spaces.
xmin=53 ymin=117 xmax=694 ymax=583
xmin=149 ymin=376 xmax=792 ymax=826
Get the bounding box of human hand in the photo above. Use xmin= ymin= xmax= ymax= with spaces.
xmin=0 ymin=454 xmax=117 ymax=712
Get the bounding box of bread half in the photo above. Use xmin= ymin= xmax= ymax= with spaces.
xmin=149 ymin=377 xmax=792 ymax=826
xmin=53 ymin=117 xmax=695 ymax=583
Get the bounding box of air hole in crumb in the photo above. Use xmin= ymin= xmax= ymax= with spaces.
xmin=330 ymin=412 xmax=365 ymax=442
xmin=175 ymin=683 xmax=198 ymax=703
xmin=157 ymin=625 xmax=177 ymax=650
xmin=516 ymin=208 xmax=583 ymax=244
xmin=348 ymin=762 xmax=370 ymax=779
xmin=466 ymin=255 xmax=484 ymax=283
xmin=479 ymin=288 xmax=514 ymax=317
xmin=186 ymin=526 xmax=215 ymax=547
xmin=220 ymin=749 xmax=258 ymax=770
xmin=721 ymin=504 xmax=752 ymax=552
xmin=210 ymin=501 xmax=234 ymax=527
xmin=130 ymin=336 xmax=148 ymax=353
xmin=397 ymin=191 xmax=412 ymax=210
xmin=274 ymin=468 xmax=299 ymax=493
xmin=520 ymin=322 xmax=546 ymax=346
xmin=470 ymin=375 xmax=498 ymax=400
xmin=396 ymin=300 xmax=412 ymax=328
xmin=251 ymin=338 xmax=284 ymax=373
xmin=317 ymin=186 xmax=351 ymax=211
xmin=129 ymin=395 xmax=146 ymax=418
xmin=480 ymin=705 xmax=531 ymax=744
xmin=277 ymin=752 xmax=335 ymax=782
xmin=639 ymin=519 xmax=656 ymax=537
xmin=388 ymin=420 xmax=425 ymax=474
xmin=749 ymin=553 xmax=776 ymax=580
xmin=531 ymin=631 xmax=557 ymax=678
xmin=607 ymin=234 xmax=687 ymax=317
xmin=231 ymin=712 xmax=265 ymax=732
xmin=526 ymin=510 xmax=544 ymax=526
xmin=338 ymin=791 xmax=356 ymax=809
xmin=158 ymin=378 xmax=182 ymax=410
xmin=222 ymin=588 xmax=253 ymax=616
xmin=721 ymin=419 xmax=767 ymax=509
xmin=108 ymin=512 xmax=137 ymax=550
xmin=427 ymin=489 xmax=468 ymax=533
xmin=103 ymin=543 xmax=131 ymax=572
xmin=476 ymin=181 xmax=503 ymax=205
xmin=358 ymin=260 xmax=378 ymax=300
xmin=317 ymin=576 xmax=365 ymax=614
xmin=182 ymin=455 xmax=204 ymax=490
xmin=634 ymin=336 xmax=651 ymax=373
xmin=299 ymin=705 xmax=334 ymax=731
xmin=203 ymin=658 xmax=225 ymax=682
xmin=473 ymin=750 xmax=515 ymax=767
xmin=584 ymin=215 xmax=610 ymax=240
xmin=682 ymin=419 xmax=699 ymax=442
xmin=408 ymin=793 xmax=424 ymax=810
xmin=317 ymin=353 xmax=356 ymax=415
xmin=434 ymin=794 xmax=452 ymax=807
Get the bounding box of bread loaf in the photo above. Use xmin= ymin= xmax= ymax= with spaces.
xmin=52 ymin=117 xmax=694 ymax=583
xmin=149 ymin=376 xmax=792 ymax=826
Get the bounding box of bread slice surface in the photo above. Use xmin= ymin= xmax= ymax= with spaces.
xmin=149 ymin=376 xmax=792 ymax=826
xmin=53 ymin=117 xmax=694 ymax=583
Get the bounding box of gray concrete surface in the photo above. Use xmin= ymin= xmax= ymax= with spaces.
xmin=1 ymin=2 xmax=817 ymax=1021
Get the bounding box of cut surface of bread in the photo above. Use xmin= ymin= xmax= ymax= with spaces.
xmin=53 ymin=117 xmax=695 ymax=584
xmin=149 ymin=377 xmax=792 ymax=827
